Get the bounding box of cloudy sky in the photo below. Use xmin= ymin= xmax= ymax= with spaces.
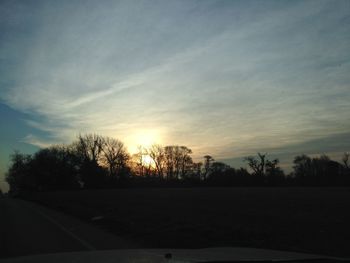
xmin=1 ymin=0 xmax=350 ymax=190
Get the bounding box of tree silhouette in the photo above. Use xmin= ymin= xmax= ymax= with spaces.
xmin=6 ymin=151 xmax=33 ymax=195
xmin=6 ymin=146 xmax=82 ymax=193
xmin=265 ymin=158 xmax=284 ymax=176
xmin=243 ymin=153 xmax=285 ymax=185
xmin=132 ymin=145 xmax=146 ymax=177
xmin=203 ymin=155 xmax=214 ymax=179
xmin=292 ymin=154 xmax=347 ymax=185
xmin=244 ymin=153 xmax=267 ymax=176
xmin=164 ymin=146 xmax=175 ymax=179
xmin=180 ymin=146 xmax=193 ymax=179
xmin=293 ymin=154 xmax=312 ymax=178
xmin=75 ymin=134 xmax=103 ymax=163
xmin=148 ymin=144 xmax=165 ymax=178
xmin=30 ymin=146 xmax=81 ymax=190
xmin=146 ymin=145 xmax=194 ymax=180
xmin=70 ymin=134 xmax=106 ymax=188
xmin=193 ymin=162 xmax=203 ymax=179
xmin=5 ymin=133 xmax=350 ymax=194
xmin=100 ymin=136 xmax=129 ymax=178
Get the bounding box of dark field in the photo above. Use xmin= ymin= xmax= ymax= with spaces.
xmin=26 ymin=187 xmax=350 ymax=257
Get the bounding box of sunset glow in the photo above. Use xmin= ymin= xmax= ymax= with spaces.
xmin=127 ymin=130 xmax=162 ymax=154
xmin=1 ymin=0 xmax=350 ymax=192
xmin=1 ymin=1 xmax=350 ymax=257
xmin=142 ymin=154 xmax=154 ymax=167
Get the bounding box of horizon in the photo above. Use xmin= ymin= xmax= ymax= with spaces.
xmin=1 ymin=0 xmax=350 ymax=191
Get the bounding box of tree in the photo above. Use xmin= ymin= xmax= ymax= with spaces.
xmin=30 ymin=146 xmax=81 ymax=190
xmin=203 ymin=155 xmax=214 ymax=179
xmin=148 ymin=144 xmax=165 ymax=178
xmin=6 ymin=151 xmax=33 ymax=195
xmin=244 ymin=153 xmax=267 ymax=176
xmin=210 ymin=161 xmax=230 ymax=174
xmin=6 ymin=146 xmax=82 ymax=194
xmin=293 ymin=154 xmax=312 ymax=179
xmin=100 ymin=136 xmax=129 ymax=178
xmin=292 ymin=154 xmax=344 ymax=185
xmin=173 ymin=146 xmax=182 ymax=179
xmin=180 ymin=146 xmax=193 ymax=178
xmin=153 ymin=145 xmax=194 ymax=180
xmin=164 ymin=146 xmax=175 ymax=179
xmin=265 ymin=158 xmax=284 ymax=176
xmin=132 ymin=145 xmax=146 ymax=177
xmin=244 ymin=153 xmax=285 ymax=185
xmin=265 ymin=158 xmax=285 ymax=185
xmin=193 ymin=162 xmax=203 ymax=179
xmin=71 ymin=134 xmax=106 ymax=188
xmin=75 ymin=134 xmax=103 ymax=163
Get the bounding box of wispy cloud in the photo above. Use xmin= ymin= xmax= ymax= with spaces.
xmin=21 ymin=134 xmax=54 ymax=149
xmin=1 ymin=0 xmax=349 ymax=160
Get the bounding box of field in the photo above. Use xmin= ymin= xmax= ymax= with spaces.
xmin=26 ymin=187 xmax=350 ymax=257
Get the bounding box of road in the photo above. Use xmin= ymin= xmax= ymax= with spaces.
xmin=0 ymin=198 xmax=138 ymax=259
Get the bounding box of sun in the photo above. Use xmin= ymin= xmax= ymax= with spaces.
xmin=127 ymin=129 xmax=162 ymax=154
xmin=142 ymin=154 xmax=154 ymax=167
xmin=135 ymin=130 xmax=158 ymax=147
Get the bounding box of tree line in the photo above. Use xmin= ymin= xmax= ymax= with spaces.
xmin=5 ymin=134 xmax=350 ymax=195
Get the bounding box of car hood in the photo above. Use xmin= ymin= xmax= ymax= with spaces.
xmin=0 ymin=247 xmax=345 ymax=263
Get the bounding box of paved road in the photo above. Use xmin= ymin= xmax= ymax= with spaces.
xmin=0 ymin=198 xmax=137 ymax=259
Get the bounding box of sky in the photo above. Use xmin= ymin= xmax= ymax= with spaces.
xmin=1 ymin=0 xmax=350 ymax=191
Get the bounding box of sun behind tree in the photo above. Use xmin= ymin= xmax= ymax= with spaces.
xmin=126 ymin=129 xmax=162 ymax=155
xmin=142 ymin=154 xmax=154 ymax=167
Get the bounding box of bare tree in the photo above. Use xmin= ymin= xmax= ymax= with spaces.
xmin=244 ymin=153 xmax=267 ymax=176
xmin=164 ymin=146 xmax=175 ymax=179
xmin=162 ymin=146 xmax=193 ymax=179
xmin=100 ymin=137 xmax=129 ymax=177
xmin=193 ymin=162 xmax=203 ymax=179
xmin=180 ymin=146 xmax=193 ymax=178
xmin=148 ymin=144 xmax=165 ymax=178
xmin=203 ymin=155 xmax=214 ymax=179
xmin=130 ymin=145 xmax=146 ymax=177
xmin=75 ymin=134 xmax=103 ymax=163
xmin=265 ymin=158 xmax=284 ymax=177
xmin=174 ymin=146 xmax=182 ymax=179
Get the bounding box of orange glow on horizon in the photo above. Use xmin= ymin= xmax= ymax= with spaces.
xmin=126 ymin=129 xmax=162 ymax=154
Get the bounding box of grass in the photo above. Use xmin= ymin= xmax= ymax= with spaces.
xmin=26 ymin=187 xmax=350 ymax=257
